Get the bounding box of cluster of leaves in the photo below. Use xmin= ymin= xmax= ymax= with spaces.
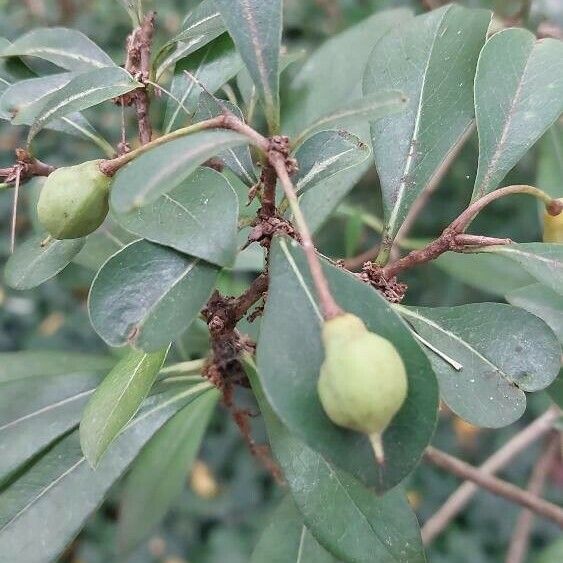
xmin=0 ymin=1 xmax=562 ymax=561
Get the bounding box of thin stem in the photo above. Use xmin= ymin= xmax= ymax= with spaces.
xmin=10 ymin=167 xmax=21 ymax=253
xmin=269 ymin=152 xmax=342 ymax=320
xmin=160 ymin=359 xmax=206 ymax=375
xmin=425 ymin=446 xmax=563 ymax=528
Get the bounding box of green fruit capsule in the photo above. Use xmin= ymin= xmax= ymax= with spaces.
xmin=37 ymin=160 xmax=111 ymax=239
xmin=317 ymin=313 xmax=408 ymax=464
xmin=543 ymin=198 xmax=563 ymax=243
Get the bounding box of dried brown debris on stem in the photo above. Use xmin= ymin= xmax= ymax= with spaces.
xmin=0 ymin=148 xmax=55 ymax=185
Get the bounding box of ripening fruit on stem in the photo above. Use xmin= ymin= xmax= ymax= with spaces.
xmin=543 ymin=198 xmax=563 ymax=243
xmin=317 ymin=313 xmax=408 ymax=464
xmin=37 ymin=160 xmax=111 ymax=239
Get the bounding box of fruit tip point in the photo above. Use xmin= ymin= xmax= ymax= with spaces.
xmin=369 ymin=432 xmax=385 ymax=465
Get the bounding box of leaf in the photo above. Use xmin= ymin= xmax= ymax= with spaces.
xmin=0 ymin=383 xmax=212 ymax=563
xmin=399 ymin=304 xmax=561 ymax=427
xmin=193 ymin=93 xmax=257 ymax=185
xmin=0 ymin=372 xmax=103 ymax=483
xmin=88 ymin=240 xmax=219 ymax=351
xmin=214 ymin=0 xmax=282 ymax=132
xmin=80 ymin=347 xmax=168 ymax=467
xmin=363 ymin=5 xmax=490 ymax=246
xmin=547 ymin=371 xmax=563 ymax=410
xmin=506 ymin=283 xmax=563 ymax=343
xmin=114 ymin=167 xmax=238 ymax=267
xmin=292 ymin=130 xmax=370 ymax=198
xmin=118 ymin=388 xmax=218 ymax=554
xmin=251 ymin=496 xmax=339 ymax=563
xmin=537 ymin=123 xmax=563 ymax=201
xmin=73 ymin=224 xmax=135 ymax=271
xmin=4 ymin=234 xmax=85 ymax=290
xmin=110 ymin=129 xmax=248 ymax=213
xmin=163 ymin=34 xmax=242 ymax=134
xmin=1 ymin=27 xmax=115 ymax=71
xmin=472 ymin=29 xmax=563 ymax=200
xmin=27 ymin=66 xmax=140 ymax=142
xmin=0 ymin=351 xmax=113 ymax=384
xmin=475 ymin=243 xmax=563 ymax=295
xmin=256 ymin=238 xmax=438 ymax=491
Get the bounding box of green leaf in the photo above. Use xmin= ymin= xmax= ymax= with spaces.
xmin=163 ymin=34 xmax=242 ymax=134
xmin=28 ymin=66 xmax=140 ymax=142
xmin=73 ymin=224 xmax=135 ymax=271
xmin=506 ymin=283 xmax=563 ymax=343
xmin=114 ymin=167 xmax=238 ymax=267
xmin=537 ymin=123 xmax=563 ymax=201
xmin=256 ymin=238 xmax=438 ymax=491
xmin=251 ymin=496 xmax=339 ymax=563
xmin=0 ymin=383 xmax=211 ymax=563
xmin=363 ymin=5 xmax=490 ymax=246
xmin=399 ymin=304 xmax=561 ymax=427
xmin=1 ymin=27 xmax=115 ymax=71
xmin=118 ymin=388 xmax=219 ymax=554
xmin=292 ymin=130 xmax=370 ymax=198
xmin=472 ymin=29 xmax=563 ymax=200
xmin=214 ymin=0 xmax=282 ymax=132
xmin=0 ymin=372 xmax=103 ymax=483
xmin=475 ymin=243 xmax=563 ymax=295
xmin=0 ymin=351 xmax=113 ymax=384
xmin=536 ymin=536 xmax=563 ymax=563
xmin=80 ymin=347 xmax=168 ymax=467
xmin=547 ymin=371 xmax=563 ymax=410
xmin=110 ymin=130 xmax=248 ymax=213
xmin=5 ymin=234 xmax=85 ymax=290
xmin=88 ymin=240 xmax=219 ymax=351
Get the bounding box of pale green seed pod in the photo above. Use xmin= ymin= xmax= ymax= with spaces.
xmin=37 ymin=160 xmax=111 ymax=239
xmin=317 ymin=313 xmax=408 ymax=463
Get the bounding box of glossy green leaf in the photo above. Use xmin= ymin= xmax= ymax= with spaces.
xmin=0 ymin=372 xmax=103 ymax=483
xmin=110 ymin=130 xmax=248 ymax=213
xmin=251 ymin=496 xmax=339 ymax=563
xmin=73 ymin=224 xmax=135 ymax=271
xmin=364 ymin=5 xmax=490 ymax=246
xmin=293 ymin=130 xmax=370 ymax=198
xmin=88 ymin=240 xmax=219 ymax=351
xmin=194 ymin=93 xmax=257 ymax=185
xmin=163 ymin=35 xmax=242 ymax=134
xmin=118 ymin=388 xmax=219 ymax=553
xmin=0 ymin=351 xmax=113 ymax=384
xmin=537 ymin=123 xmax=563 ymax=201
xmin=0 ymin=383 xmax=211 ymax=563
xmin=1 ymin=27 xmax=115 ymax=71
xmin=114 ymin=167 xmax=238 ymax=267
xmin=214 ymin=0 xmax=282 ymax=132
xmin=472 ymin=29 xmax=563 ymax=200
xmin=28 ymin=66 xmax=140 ymax=141
xmin=399 ymin=304 xmax=561 ymax=427
xmin=506 ymin=283 xmax=563 ymax=343
xmin=256 ymin=238 xmax=438 ymax=491
xmin=80 ymin=347 xmax=168 ymax=467
xmin=4 ymin=234 xmax=85 ymax=290
xmin=475 ymin=243 xmax=563 ymax=295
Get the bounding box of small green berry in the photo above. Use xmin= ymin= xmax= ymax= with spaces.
xmin=543 ymin=198 xmax=563 ymax=243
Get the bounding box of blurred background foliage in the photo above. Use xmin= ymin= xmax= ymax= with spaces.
xmin=1 ymin=1 xmax=562 ymax=562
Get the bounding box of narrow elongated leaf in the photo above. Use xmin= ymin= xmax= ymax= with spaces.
xmin=214 ymin=0 xmax=282 ymax=132
xmin=1 ymin=28 xmax=115 ymax=71
xmin=0 ymin=383 xmax=211 ymax=563
xmin=118 ymin=388 xmax=219 ymax=553
xmin=163 ymin=35 xmax=242 ymax=133
xmin=364 ymin=5 xmax=490 ymax=246
xmin=0 ymin=372 xmax=103 ymax=483
xmin=251 ymin=496 xmax=339 ymax=563
xmin=257 ymin=238 xmax=438 ymax=491
xmin=472 ymin=29 xmax=563 ymax=200
xmin=110 ymin=130 xmax=248 ymax=213
xmin=80 ymin=347 xmax=168 ymax=466
xmin=293 ymin=130 xmax=370 ymax=197
xmin=0 ymin=351 xmax=113 ymax=384
xmin=475 ymin=243 xmax=563 ymax=295
xmin=5 ymin=234 xmax=85 ymax=290
xmin=506 ymin=284 xmax=563 ymax=343
xmin=114 ymin=167 xmax=238 ymax=267
xmin=399 ymin=304 xmax=561 ymax=427
xmin=88 ymin=240 xmax=219 ymax=350
xmin=28 ymin=66 xmax=140 ymax=141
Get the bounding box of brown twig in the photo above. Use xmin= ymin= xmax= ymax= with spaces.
xmin=505 ymin=434 xmax=560 ymax=563
xmin=422 ymin=407 xmax=560 ymax=544
xmin=0 ymin=149 xmax=55 ymax=184
xmin=425 ymin=446 xmax=563 ymax=528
